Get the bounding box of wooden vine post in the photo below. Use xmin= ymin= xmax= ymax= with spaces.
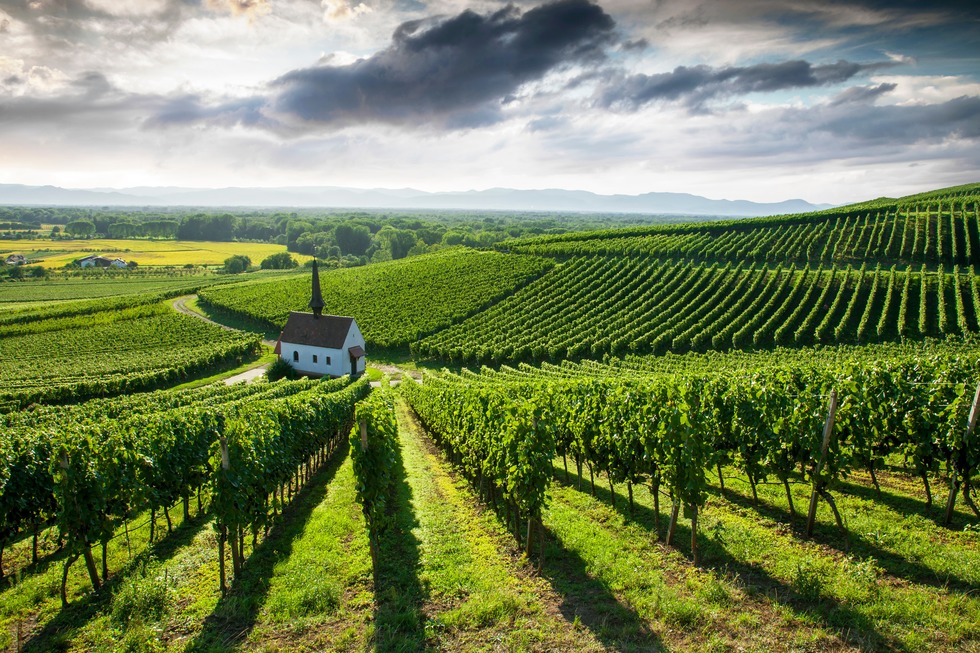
xmin=944 ymin=381 xmax=980 ymax=526
xmin=57 ymin=451 xmax=101 ymax=600
xmin=218 ymin=436 xmax=229 ymax=595
xmin=806 ymin=389 xmax=838 ymax=538
xmin=688 ymin=397 xmax=700 ymax=566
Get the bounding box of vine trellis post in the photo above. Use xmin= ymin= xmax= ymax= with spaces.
xmin=943 ymin=381 xmax=980 ymax=526
xmin=359 ymin=418 xmax=380 ymax=585
xmin=218 ymin=436 xmax=229 ymax=596
xmin=806 ymin=389 xmax=838 ymax=538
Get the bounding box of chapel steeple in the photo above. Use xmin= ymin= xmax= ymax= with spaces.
xmin=309 ymin=256 xmax=325 ymax=318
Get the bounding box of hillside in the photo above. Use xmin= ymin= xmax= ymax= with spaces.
xmin=1 ymin=183 xmax=979 ymax=653
xmin=417 ymin=183 xmax=980 ymax=363
xmin=197 ymin=248 xmax=553 ymax=350
xmin=194 ymin=183 xmax=980 ymax=365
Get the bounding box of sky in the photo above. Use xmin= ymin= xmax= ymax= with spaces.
xmin=0 ymin=0 xmax=978 ymax=205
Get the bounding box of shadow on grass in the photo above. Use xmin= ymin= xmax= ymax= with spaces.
xmin=183 ymin=450 xmax=344 ymax=653
xmin=719 ymin=482 xmax=980 ymax=596
xmin=836 ymin=475 xmax=978 ymax=531
xmin=24 ymin=511 xmax=210 ymax=653
xmin=552 ymin=465 xmax=907 ymax=652
xmin=539 ymin=524 xmax=665 ymax=653
xmin=698 ymin=535 xmax=903 ymax=652
xmin=371 ymin=427 xmax=426 ymax=653
xmin=837 ymin=476 xmax=939 ymax=523
xmin=1 ymin=529 xmax=70 ymax=594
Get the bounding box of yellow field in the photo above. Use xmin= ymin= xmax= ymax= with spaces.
xmin=0 ymin=239 xmax=313 ymax=268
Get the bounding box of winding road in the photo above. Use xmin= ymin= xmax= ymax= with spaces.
xmin=171 ymin=294 xmax=275 ymax=384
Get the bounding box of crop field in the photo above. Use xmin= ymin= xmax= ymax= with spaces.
xmin=0 ymin=272 xmax=271 ymax=309
xmin=0 ymin=302 xmax=261 ymax=409
xmin=1 ymin=183 xmax=979 ymax=652
xmin=199 ymin=248 xmax=553 ymax=349
xmin=2 ymin=346 xmax=978 ymax=651
xmin=0 ymin=239 xmax=311 ymax=268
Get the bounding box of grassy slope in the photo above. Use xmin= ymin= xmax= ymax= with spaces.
xmin=198 ymin=248 xmax=554 ymax=350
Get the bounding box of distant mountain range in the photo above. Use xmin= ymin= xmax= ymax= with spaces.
xmin=0 ymin=184 xmax=833 ymax=216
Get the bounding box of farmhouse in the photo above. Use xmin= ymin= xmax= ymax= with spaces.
xmin=274 ymin=260 xmax=366 ymax=378
xmin=79 ymin=255 xmax=127 ymax=268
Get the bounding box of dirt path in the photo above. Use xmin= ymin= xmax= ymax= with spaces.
xmin=222 ymin=365 xmax=272 ymax=386
xmin=171 ymin=294 xmax=275 ymax=383
xmin=171 ymin=294 xmax=278 ymax=348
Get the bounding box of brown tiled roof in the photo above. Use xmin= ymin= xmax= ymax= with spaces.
xmin=280 ymin=312 xmax=355 ymax=349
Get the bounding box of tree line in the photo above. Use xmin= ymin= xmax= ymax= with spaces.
xmin=1 ymin=205 xmax=694 ymax=265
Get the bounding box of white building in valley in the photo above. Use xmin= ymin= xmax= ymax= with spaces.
xmin=274 ymin=260 xmax=366 ymax=378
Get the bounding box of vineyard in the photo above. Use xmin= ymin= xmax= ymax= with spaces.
xmin=502 ymin=183 xmax=980 ymax=268
xmin=198 ymin=248 xmax=553 ymax=349
xmin=404 ymin=344 xmax=980 ymax=552
xmin=0 ymin=302 xmax=261 ymax=409
xmin=397 ymin=343 xmax=980 ymax=649
xmin=1 ymin=182 xmax=979 ymax=651
xmin=399 ymin=185 xmax=980 ymax=363
xmin=414 ymin=258 xmax=980 ymax=362
xmin=0 ymin=375 xmax=368 ymax=601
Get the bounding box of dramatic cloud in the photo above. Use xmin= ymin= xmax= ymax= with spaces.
xmin=0 ymin=0 xmax=977 ymax=203
xmin=598 ymin=59 xmax=894 ymax=111
xmin=153 ymin=0 xmax=618 ymax=130
xmin=206 ymin=0 xmax=271 ymax=19
xmin=814 ymin=95 xmax=980 ymax=144
xmin=829 ymin=82 xmax=897 ymax=106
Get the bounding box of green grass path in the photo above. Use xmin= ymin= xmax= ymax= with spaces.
xmin=376 ymin=400 xmax=603 ymax=652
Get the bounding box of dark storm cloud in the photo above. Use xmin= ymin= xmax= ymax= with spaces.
xmin=154 ymin=0 xmax=617 ymax=130
xmin=271 ymin=0 xmax=616 ymax=127
xmin=829 ymin=82 xmax=897 ymax=106
xmin=815 ymin=95 xmax=980 ymax=144
xmin=598 ymin=59 xmax=894 ymax=112
xmin=146 ymin=93 xmax=271 ymax=129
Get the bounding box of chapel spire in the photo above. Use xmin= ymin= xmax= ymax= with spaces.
xmin=309 ymin=255 xmax=325 ymax=318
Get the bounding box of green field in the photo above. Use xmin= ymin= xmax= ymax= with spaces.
xmin=0 ymin=302 xmax=261 ymax=409
xmin=198 ymin=248 xmax=553 ymax=349
xmin=0 ymin=272 xmax=278 ymax=308
xmin=1 ymin=182 xmax=979 ymax=651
